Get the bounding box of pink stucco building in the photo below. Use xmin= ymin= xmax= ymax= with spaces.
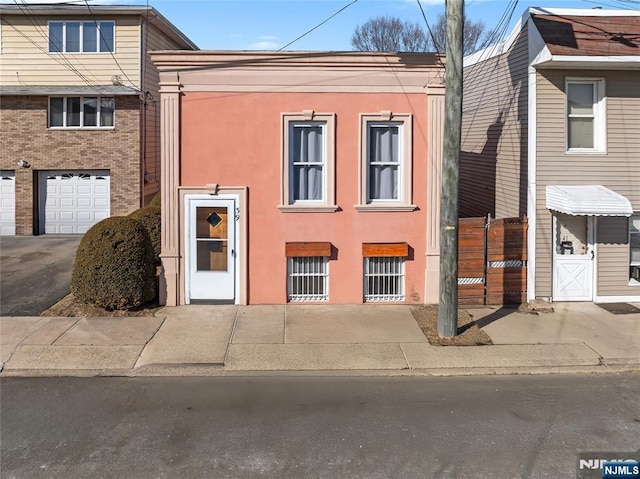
xmin=151 ymin=51 xmax=446 ymax=305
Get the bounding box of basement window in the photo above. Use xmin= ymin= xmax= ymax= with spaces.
xmin=363 ymin=243 xmax=408 ymax=302
xmin=286 ymin=242 xmax=331 ymax=302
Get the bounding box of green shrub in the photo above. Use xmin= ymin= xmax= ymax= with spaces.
xmin=149 ymin=191 xmax=161 ymax=208
xmin=129 ymin=206 xmax=161 ymax=264
xmin=71 ymin=216 xmax=156 ymax=310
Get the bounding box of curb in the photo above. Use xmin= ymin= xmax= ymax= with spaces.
xmin=2 ymin=363 xmax=639 ymax=378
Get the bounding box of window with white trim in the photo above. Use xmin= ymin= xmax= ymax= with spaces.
xmin=49 ymin=96 xmax=115 ymax=128
xmin=566 ymin=79 xmax=606 ymax=152
xmin=49 ymin=21 xmax=115 ymax=53
xmin=290 ymin=122 xmax=325 ymax=202
xmin=358 ymin=113 xmax=414 ymax=210
xmin=364 ymin=256 xmax=405 ymax=302
xmin=630 ymin=214 xmax=640 ymax=284
xmin=280 ymin=112 xmax=336 ymax=211
xmin=287 ymin=256 xmax=329 ymax=302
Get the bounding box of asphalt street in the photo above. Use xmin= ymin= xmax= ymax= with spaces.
xmin=1 ymin=374 xmax=639 ymax=478
xmin=0 ymin=235 xmax=81 ymax=316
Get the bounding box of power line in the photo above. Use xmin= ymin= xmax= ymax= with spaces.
xmin=277 ymin=0 xmax=358 ymax=51
xmin=415 ymin=0 xmax=445 ymax=68
xmin=10 ymin=0 xmax=105 ymax=92
xmin=83 ymin=0 xmax=137 ymax=88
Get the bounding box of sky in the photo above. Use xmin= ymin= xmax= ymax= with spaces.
xmin=10 ymin=0 xmax=636 ymax=51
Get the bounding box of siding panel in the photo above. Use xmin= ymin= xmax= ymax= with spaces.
xmin=461 ymin=25 xmax=529 ymax=219
xmin=0 ymin=14 xmax=141 ymax=88
xmin=141 ymin=22 xmax=183 ymax=201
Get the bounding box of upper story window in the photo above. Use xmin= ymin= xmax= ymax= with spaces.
xmin=566 ymin=79 xmax=606 ymax=153
xmin=49 ymin=21 xmax=115 ymax=53
xmin=357 ymin=112 xmax=415 ymax=211
xmin=280 ymin=111 xmax=337 ymax=212
xmin=49 ymin=96 xmax=115 ymax=129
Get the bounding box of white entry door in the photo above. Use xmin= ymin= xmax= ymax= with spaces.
xmin=185 ymin=197 xmax=237 ymax=303
xmin=552 ymin=213 xmax=594 ymax=301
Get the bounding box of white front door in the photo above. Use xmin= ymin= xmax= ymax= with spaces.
xmin=552 ymin=213 xmax=594 ymax=301
xmin=185 ymin=197 xmax=237 ymax=303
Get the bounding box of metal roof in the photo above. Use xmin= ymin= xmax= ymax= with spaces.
xmin=546 ymin=185 xmax=633 ymax=216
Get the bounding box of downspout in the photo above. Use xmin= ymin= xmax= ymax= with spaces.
xmin=526 ymin=16 xmax=538 ymax=302
xmin=139 ymin=14 xmax=147 ymax=207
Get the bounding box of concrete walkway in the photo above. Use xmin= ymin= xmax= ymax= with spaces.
xmin=1 ymin=302 xmax=638 ymax=377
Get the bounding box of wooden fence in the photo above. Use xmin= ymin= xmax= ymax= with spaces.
xmin=457 ymin=217 xmax=528 ymax=306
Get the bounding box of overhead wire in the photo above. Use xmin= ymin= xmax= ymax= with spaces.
xmin=82 ymin=0 xmax=136 ymax=88
xmin=10 ymin=0 xmax=105 ymax=93
xmin=277 ymin=0 xmax=358 ymax=51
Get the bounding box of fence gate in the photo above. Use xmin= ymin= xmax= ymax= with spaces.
xmin=458 ymin=216 xmax=527 ymax=306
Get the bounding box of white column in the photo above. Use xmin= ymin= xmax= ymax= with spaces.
xmin=425 ymin=84 xmax=445 ymax=304
xmin=158 ymin=72 xmax=181 ymax=306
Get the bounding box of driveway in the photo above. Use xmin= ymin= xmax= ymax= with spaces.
xmin=0 ymin=236 xmax=82 ymax=316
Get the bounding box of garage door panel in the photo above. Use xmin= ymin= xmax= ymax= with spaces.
xmin=0 ymin=171 xmax=16 ymax=235
xmin=40 ymin=170 xmax=110 ymax=234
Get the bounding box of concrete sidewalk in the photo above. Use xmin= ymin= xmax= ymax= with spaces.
xmin=1 ymin=302 xmax=639 ymax=377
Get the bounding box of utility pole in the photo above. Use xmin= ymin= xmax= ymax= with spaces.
xmin=438 ymin=0 xmax=464 ymax=337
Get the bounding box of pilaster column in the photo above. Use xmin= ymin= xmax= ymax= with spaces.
xmin=425 ymin=83 xmax=446 ymax=304
xmin=158 ymin=72 xmax=181 ymax=306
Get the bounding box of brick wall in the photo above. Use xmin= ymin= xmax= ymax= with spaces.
xmin=0 ymin=95 xmax=141 ymax=235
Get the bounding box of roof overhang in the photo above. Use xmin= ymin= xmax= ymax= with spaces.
xmin=546 ymin=185 xmax=633 ymax=216
xmin=532 ymin=55 xmax=640 ymax=70
xmin=0 ymin=85 xmax=140 ymax=96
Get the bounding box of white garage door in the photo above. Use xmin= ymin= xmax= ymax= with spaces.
xmin=40 ymin=170 xmax=110 ymax=234
xmin=0 ymin=170 xmax=16 ymax=236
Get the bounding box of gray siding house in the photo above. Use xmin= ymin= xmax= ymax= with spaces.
xmin=461 ymin=7 xmax=640 ymax=303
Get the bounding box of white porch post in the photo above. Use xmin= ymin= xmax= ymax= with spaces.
xmin=425 ymin=84 xmax=446 ymax=304
xmin=158 ymin=72 xmax=181 ymax=306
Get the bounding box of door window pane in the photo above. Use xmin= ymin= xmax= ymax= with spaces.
xmin=49 ymin=22 xmax=63 ymax=52
xmin=197 ymin=241 xmax=228 ymax=271
xmin=100 ymin=98 xmax=114 ymax=127
xmin=49 ymin=98 xmax=64 ymax=127
xmin=555 ymin=213 xmax=588 ymax=256
xmin=196 ymin=207 xmax=228 ymax=239
xmin=65 ymin=22 xmax=80 ymax=52
xmin=83 ymin=22 xmax=97 ymax=52
xmin=66 ymin=97 xmax=81 ymax=127
xmin=99 ymin=21 xmax=115 ymax=52
xmin=84 ymin=97 xmax=98 ymax=127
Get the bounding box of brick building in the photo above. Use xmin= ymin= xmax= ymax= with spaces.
xmin=0 ymin=4 xmax=196 ymax=235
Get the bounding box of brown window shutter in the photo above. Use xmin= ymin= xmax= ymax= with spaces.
xmin=362 ymin=242 xmax=409 ymax=257
xmin=285 ymin=242 xmax=332 ymax=257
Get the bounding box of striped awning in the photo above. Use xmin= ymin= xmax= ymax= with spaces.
xmin=546 ymin=185 xmax=633 ymax=216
